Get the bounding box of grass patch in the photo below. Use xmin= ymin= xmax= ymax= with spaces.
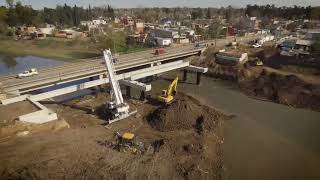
xmin=0 ymin=37 xmax=100 ymax=61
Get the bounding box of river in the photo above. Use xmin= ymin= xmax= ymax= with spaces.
xmin=1 ymin=55 xmax=319 ymax=179
xmin=0 ymin=54 xmax=63 ymax=75
xmin=150 ymin=72 xmax=320 ymax=180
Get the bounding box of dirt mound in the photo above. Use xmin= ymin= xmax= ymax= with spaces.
xmin=148 ymin=93 xmax=225 ymax=132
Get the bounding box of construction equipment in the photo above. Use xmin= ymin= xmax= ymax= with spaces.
xmin=253 ymin=58 xmax=264 ymax=66
xmin=158 ymin=76 xmax=178 ymax=104
xmin=113 ymin=132 xmax=145 ymax=154
xmin=103 ymin=49 xmax=136 ymax=124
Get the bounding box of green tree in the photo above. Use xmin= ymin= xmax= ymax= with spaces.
xmin=93 ymin=28 xmax=128 ymax=53
xmin=6 ymin=0 xmax=14 ymax=8
xmin=107 ymin=5 xmax=115 ymax=20
xmin=0 ymin=6 xmax=8 ymax=22
xmin=0 ymin=6 xmax=8 ymax=34
xmin=73 ymin=5 xmax=80 ymax=26
xmin=206 ymin=8 xmax=211 ymax=19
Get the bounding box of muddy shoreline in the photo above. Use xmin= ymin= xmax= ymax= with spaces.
xmin=192 ymin=47 xmax=320 ymax=111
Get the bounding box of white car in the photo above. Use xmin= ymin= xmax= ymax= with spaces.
xmin=17 ymin=68 xmax=39 ymax=78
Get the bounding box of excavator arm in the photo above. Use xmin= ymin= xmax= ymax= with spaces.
xmin=167 ymin=77 xmax=178 ymax=96
xmin=158 ymin=76 xmax=178 ymax=104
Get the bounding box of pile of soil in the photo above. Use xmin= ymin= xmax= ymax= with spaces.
xmin=148 ymin=93 xmax=225 ymax=132
xmin=141 ymin=93 xmax=226 ymax=179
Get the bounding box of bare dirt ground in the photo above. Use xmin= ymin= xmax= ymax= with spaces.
xmin=0 ymin=92 xmax=226 ymax=180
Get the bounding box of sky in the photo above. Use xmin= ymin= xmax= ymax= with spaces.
xmin=0 ymin=0 xmax=319 ymax=9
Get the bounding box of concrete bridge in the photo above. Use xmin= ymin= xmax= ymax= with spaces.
xmin=0 ymin=46 xmax=207 ymax=123
xmin=0 ymin=46 xmax=204 ymax=96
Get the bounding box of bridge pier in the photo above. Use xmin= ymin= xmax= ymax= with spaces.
xmin=98 ymin=75 xmax=104 ymax=92
xmin=126 ymin=86 xmax=131 ymax=98
xmin=145 ymin=76 xmax=154 ymax=83
xmin=183 ymin=69 xmax=188 ymax=82
xmin=196 ymin=72 xmax=202 ymax=85
xmin=184 ymin=65 xmax=208 ymax=85
xmin=139 ymin=91 xmax=145 ymax=101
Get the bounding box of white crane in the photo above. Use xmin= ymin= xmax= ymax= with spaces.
xmin=103 ymin=49 xmax=135 ymax=123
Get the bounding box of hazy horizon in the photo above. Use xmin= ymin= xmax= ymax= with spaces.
xmin=0 ymin=0 xmax=319 ymax=9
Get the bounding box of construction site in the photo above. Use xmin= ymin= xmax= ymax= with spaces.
xmin=0 ymin=46 xmax=230 ymax=179
xmin=1 ymin=27 xmax=320 ymax=180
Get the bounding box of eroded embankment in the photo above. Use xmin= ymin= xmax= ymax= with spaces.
xmin=193 ymin=47 xmax=320 ymax=111
xmin=238 ymin=67 xmax=320 ymax=111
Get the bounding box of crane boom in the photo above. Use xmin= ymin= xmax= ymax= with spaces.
xmin=103 ymin=50 xmax=124 ymax=105
xmin=102 ymin=49 xmax=135 ymax=123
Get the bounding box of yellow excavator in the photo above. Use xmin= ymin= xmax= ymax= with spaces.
xmin=158 ymin=76 xmax=178 ymax=104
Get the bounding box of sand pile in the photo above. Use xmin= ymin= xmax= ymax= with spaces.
xmin=148 ymin=93 xmax=225 ymax=132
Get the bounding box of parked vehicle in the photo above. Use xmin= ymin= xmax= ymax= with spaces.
xmin=252 ymin=43 xmax=262 ymax=48
xmin=154 ymin=48 xmax=166 ymax=55
xmin=195 ymin=42 xmax=208 ymax=48
xmin=17 ymin=68 xmax=39 ymax=78
xmin=155 ymin=37 xmax=172 ymax=47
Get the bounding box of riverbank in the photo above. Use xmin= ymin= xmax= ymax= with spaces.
xmin=0 ymin=37 xmax=149 ymax=62
xmin=193 ymin=46 xmax=320 ymax=111
xmin=0 ymin=37 xmax=100 ymax=61
xmin=0 ymin=92 xmax=225 ymax=179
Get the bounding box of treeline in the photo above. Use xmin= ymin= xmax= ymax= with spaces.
xmin=0 ymin=1 xmax=115 ymax=28
xmin=1 ymin=1 xmax=320 ymax=29
xmin=245 ymin=5 xmax=320 ymax=20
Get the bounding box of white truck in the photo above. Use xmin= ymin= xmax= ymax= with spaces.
xmin=17 ymin=68 xmax=39 ymax=78
xmin=155 ymin=37 xmax=172 ymax=47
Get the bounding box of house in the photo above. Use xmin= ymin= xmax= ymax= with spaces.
xmin=81 ymin=18 xmax=107 ymax=30
xmin=135 ymin=22 xmax=144 ymax=33
xmin=305 ymin=30 xmax=320 ymax=40
xmin=122 ymin=16 xmax=135 ymax=26
xmin=153 ymin=28 xmax=179 ymax=39
xmin=17 ymin=26 xmax=36 ymax=35
xmin=55 ymin=29 xmax=83 ymax=39
xmin=81 ymin=21 xmax=97 ymax=30
xmin=92 ymin=18 xmax=107 ymax=25
xmin=39 ymin=24 xmax=55 ymax=36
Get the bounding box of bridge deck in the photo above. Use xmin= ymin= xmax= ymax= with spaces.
xmin=0 ymin=46 xmax=203 ymax=94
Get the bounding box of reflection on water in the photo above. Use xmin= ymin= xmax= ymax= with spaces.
xmin=0 ymin=54 xmax=64 ymax=75
xmin=1 ymin=55 xmax=17 ymax=69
